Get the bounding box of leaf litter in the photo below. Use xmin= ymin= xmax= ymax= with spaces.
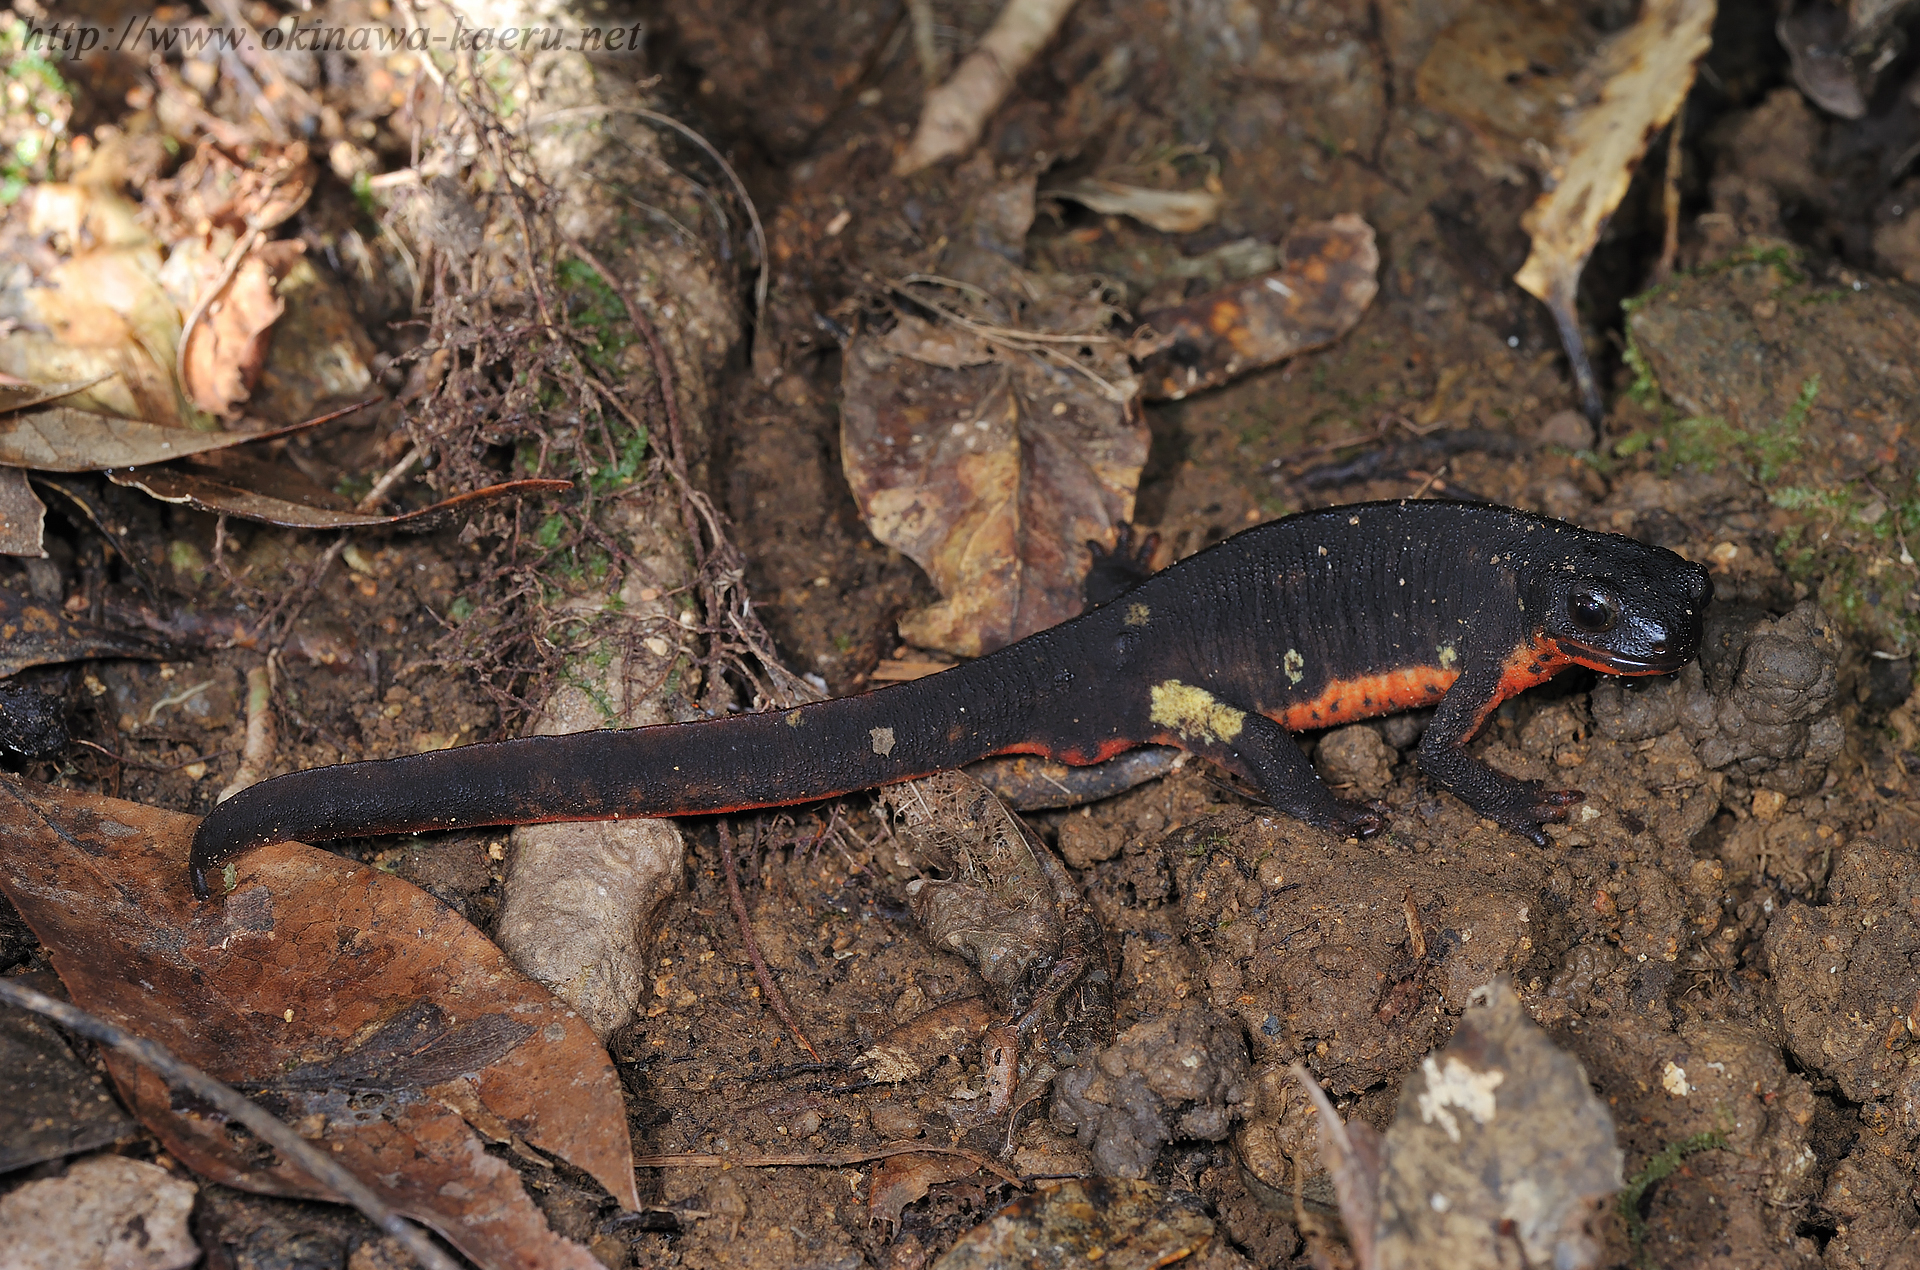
xmin=0 ymin=778 xmax=636 ymax=1270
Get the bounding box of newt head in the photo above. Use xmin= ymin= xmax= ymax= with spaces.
xmin=1528 ymin=533 xmax=1713 ymax=676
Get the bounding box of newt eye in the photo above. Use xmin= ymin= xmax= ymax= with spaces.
xmin=1568 ymin=588 xmax=1619 ymax=634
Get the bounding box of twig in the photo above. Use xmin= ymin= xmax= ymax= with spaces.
xmin=217 ymin=660 xmax=276 ymax=803
xmin=175 ymin=225 xmax=263 ymax=400
xmin=1652 ymin=116 xmax=1684 ymax=287
xmin=0 ymin=978 xmax=461 ymax=1270
xmin=487 ymin=131 xmax=554 ymax=336
xmin=73 ymin=739 xmax=234 ymax=775
xmin=357 ymin=445 xmax=424 ymax=513
xmin=719 ymin=821 xmax=822 ymax=1062
xmin=252 ymin=535 xmax=350 ymax=643
xmin=632 ymin=1140 xmax=1022 ymax=1187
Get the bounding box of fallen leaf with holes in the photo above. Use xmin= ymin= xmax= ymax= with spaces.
xmin=0 ymin=778 xmax=637 ymax=1270
xmin=842 ymin=300 xmax=1147 ymax=656
xmin=1296 ymin=982 xmax=1623 ymax=1270
xmin=0 ymin=585 xmax=172 ymax=678
xmin=1133 ymin=215 xmax=1379 ymax=401
xmin=107 ymin=448 xmax=571 ymax=531
xmin=934 ymin=1179 xmax=1213 ymax=1269
xmin=1417 ymin=0 xmax=1714 ymax=419
xmin=0 ymin=467 xmax=46 ymax=556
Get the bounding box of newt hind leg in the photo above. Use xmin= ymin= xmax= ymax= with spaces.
xmin=1203 ymin=711 xmax=1387 ymax=839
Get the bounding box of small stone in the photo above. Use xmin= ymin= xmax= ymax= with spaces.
xmin=1752 ymin=789 xmax=1788 ymax=820
xmin=1536 ymin=409 xmax=1594 ymax=451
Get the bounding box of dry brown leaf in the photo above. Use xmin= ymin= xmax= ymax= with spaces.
xmin=143 ymin=140 xmax=315 ymax=237
xmin=1133 ymin=215 xmax=1379 ymax=401
xmin=842 ymin=303 xmax=1147 ymax=656
xmin=0 ymin=585 xmax=172 ymax=677
xmin=0 ymin=997 xmax=139 ymax=1170
xmin=181 ymin=256 xmax=285 ymax=417
xmin=0 ymin=467 xmax=47 ymax=556
xmin=0 ymin=402 xmax=370 ymax=472
xmin=0 ymin=779 xmax=638 ymax=1270
xmin=1413 ymin=1 xmax=1594 ymax=177
xmin=869 ymin=1151 xmax=984 ymax=1232
xmin=107 ymin=447 xmax=571 ymax=531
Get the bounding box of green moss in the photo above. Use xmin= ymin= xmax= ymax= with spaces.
xmin=1617 ymin=1129 xmax=1726 ymax=1268
xmin=588 ymin=424 xmax=649 ymax=494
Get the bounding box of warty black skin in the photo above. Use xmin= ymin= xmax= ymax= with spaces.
xmin=189 ymin=500 xmax=1712 ymax=897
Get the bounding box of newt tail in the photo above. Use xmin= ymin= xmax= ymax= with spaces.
xmin=190 ymin=500 xmax=1711 ymax=898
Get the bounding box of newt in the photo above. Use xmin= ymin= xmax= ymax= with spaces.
xmin=190 ymin=500 xmax=1711 ymax=897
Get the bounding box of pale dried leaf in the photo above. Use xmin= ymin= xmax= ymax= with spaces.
xmin=1512 ymin=0 xmax=1716 ymax=310
xmin=182 ymin=256 xmax=286 ymax=417
xmin=1042 ymin=179 xmax=1221 ymax=234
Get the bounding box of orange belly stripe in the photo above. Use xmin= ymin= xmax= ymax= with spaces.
xmin=1274 ymin=664 xmax=1460 ymax=732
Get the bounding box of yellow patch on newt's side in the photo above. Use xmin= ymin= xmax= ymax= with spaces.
xmin=1283 ymin=648 xmax=1305 ymax=685
xmin=1126 ymin=603 xmax=1151 ymax=626
xmin=786 ymin=709 xmax=804 ymax=727
xmin=1149 ymin=680 xmax=1246 ymax=745
xmin=870 ymin=726 xmax=896 ymax=756
xmin=1437 ymin=644 xmax=1458 ymax=670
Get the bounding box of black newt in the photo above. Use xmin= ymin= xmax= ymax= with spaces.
xmin=189 ymin=500 xmax=1712 ymax=897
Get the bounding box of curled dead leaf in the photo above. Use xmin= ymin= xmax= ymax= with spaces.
xmin=1041 ymin=179 xmax=1221 ymax=234
xmin=1417 ymin=0 xmax=1714 ymax=421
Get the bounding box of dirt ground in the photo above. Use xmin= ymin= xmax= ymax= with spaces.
xmin=7 ymin=0 xmax=1920 ymax=1266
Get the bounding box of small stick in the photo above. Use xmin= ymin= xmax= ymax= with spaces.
xmin=719 ymin=821 xmax=822 ymax=1062
xmin=357 ymin=445 xmax=423 ymax=513
xmin=0 ymin=978 xmax=460 ymax=1270
xmin=1652 ymin=116 xmax=1685 ymax=287
xmin=632 ymin=1141 xmax=1022 ymax=1188
xmin=217 ymin=661 xmax=275 ymax=803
